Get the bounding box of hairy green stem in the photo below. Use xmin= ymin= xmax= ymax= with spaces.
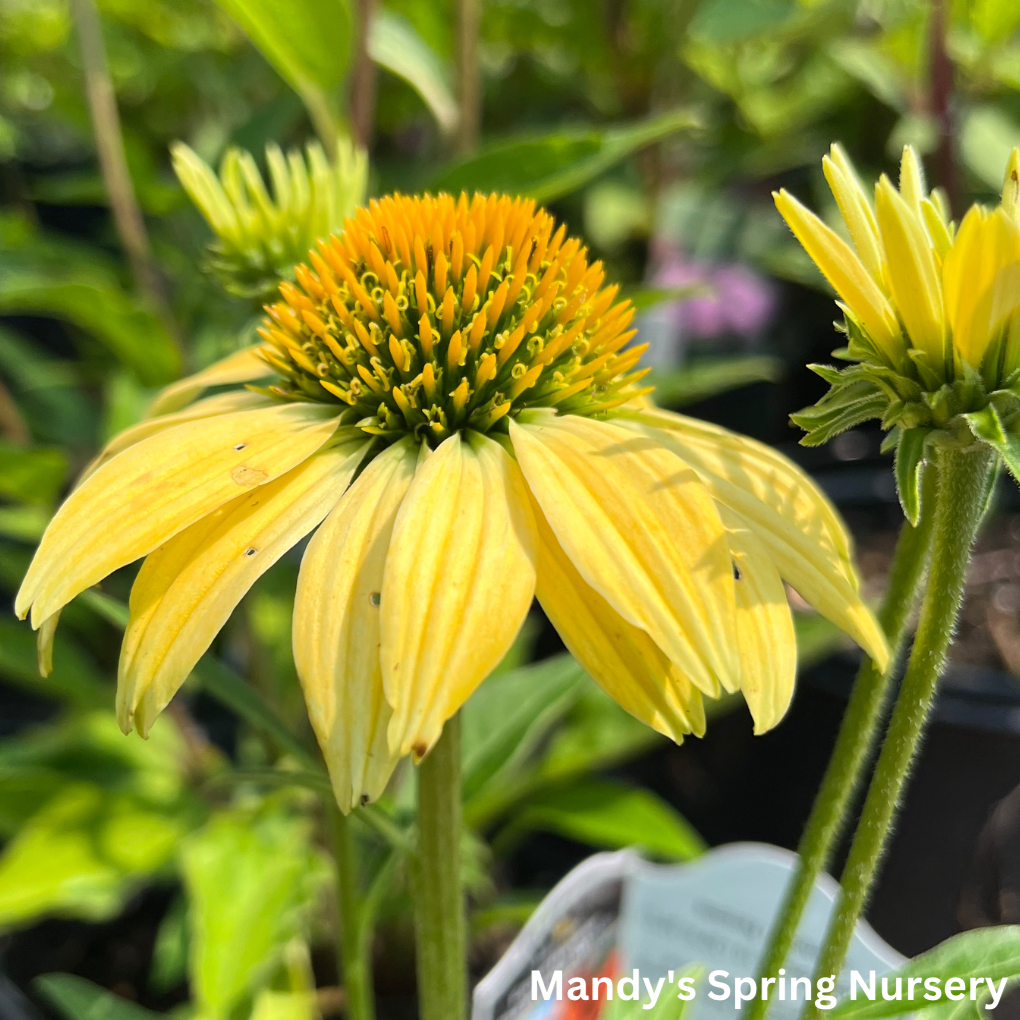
xmin=748 ymin=464 xmax=938 ymax=1020
xmin=329 ymin=804 xmax=374 ymax=1020
xmin=806 ymin=444 xmax=994 ymax=1007
xmin=414 ymin=713 xmax=467 ymax=1020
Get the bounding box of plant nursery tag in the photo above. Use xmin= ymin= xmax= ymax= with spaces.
xmin=471 ymin=842 xmax=904 ymax=1020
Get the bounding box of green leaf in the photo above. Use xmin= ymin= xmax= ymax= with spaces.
xmin=0 ymin=275 xmax=178 ymax=386
xmin=894 ymin=428 xmax=930 ymax=527
xmin=212 ymin=0 xmax=352 ymax=138
xmin=828 ymin=926 xmax=1020 ymax=1020
xmin=183 ymin=809 xmax=328 ymax=1019
xmin=461 ymin=655 xmax=586 ymax=801
xmin=688 ymin=0 xmax=796 ymax=44
xmin=35 ymin=974 xmax=163 ymax=1020
xmin=648 ymin=356 xmax=783 ymax=407
xmin=430 ymin=108 xmax=700 ymax=204
xmin=150 ymin=894 xmax=189 ymax=994
xmin=960 ymin=106 xmax=1020 ymax=193
xmin=0 ymin=618 xmax=108 ymax=709
xmin=0 ymin=442 xmax=67 ymax=503
xmin=369 ymin=10 xmax=458 ymax=134
xmin=0 ymin=783 xmax=189 ymax=929
xmin=495 ymin=780 xmax=705 ymax=861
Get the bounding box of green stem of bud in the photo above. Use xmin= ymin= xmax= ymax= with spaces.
xmin=414 ymin=713 xmax=467 ymax=1020
xmin=749 ymin=463 xmax=938 ymax=1020
xmin=805 ymin=443 xmax=995 ymax=1012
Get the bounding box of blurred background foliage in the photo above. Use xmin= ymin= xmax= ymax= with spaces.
xmin=3 ymin=0 xmax=1020 ymax=1016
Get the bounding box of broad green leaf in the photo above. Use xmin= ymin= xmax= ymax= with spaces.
xmin=0 ymin=441 xmax=67 ymax=503
xmin=648 ymin=356 xmax=782 ymax=407
xmin=0 ymin=783 xmax=188 ymax=928
xmin=35 ymin=974 xmax=163 ymax=1020
xmin=150 ymin=894 xmax=189 ymax=994
xmin=894 ymin=428 xmax=930 ymax=527
xmin=828 ymin=926 xmax=1020 ymax=1020
xmin=369 ymin=10 xmax=458 ymax=134
xmin=0 ymin=275 xmax=178 ymax=385
xmin=0 ymin=618 xmax=108 ymax=708
xmin=495 ymin=780 xmax=705 ymax=861
xmin=461 ymin=654 xmax=586 ymax=801
xmin=430 ymin=108 xmax=699 ymax=204
xmin=0 ymin=504 xmax=50 ymax=541
xmin=960 ymin=106 xmax=1020 ymax=193
xmin=183 ymin=809 xmax=328 ymax=1019
xmin=212 ymin=0 xmax=352 ymax=139
xmin=688 ymin=0 xmax=796 ymax=44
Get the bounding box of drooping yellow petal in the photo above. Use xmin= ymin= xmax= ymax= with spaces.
xmin=510 ymin=411 xmax=738 ymax=697
xmin=943 ymin=206 xmax=1020 ymax=368
xmin=875 ymin=175 xmax=946 ymax=368
xmin=381 ymin=431 xmax=537 ymax=758
xmin=620 ymin=409 xmax=888 ymax=671
xmin=723 ymin=509 xmax=796 ymax=734
xmin=80 ymin=390 xmax=274 ymax=484
xmin=823 ymin=145 xmax=885 ymax=286
xmin=145 ymin=345 xmax=272 ymax=418
xmin=532 ymin=497 xmax=703 ymax=743
xmin=774 ymin=189 xmax=902 ymax=356
xmin=118 ymin=437 xmax=370 ymax=736
xmin=17 ymin=403 xmax=343 ymax=627
xmin=293 ymin=438 xmax=417 ymax=812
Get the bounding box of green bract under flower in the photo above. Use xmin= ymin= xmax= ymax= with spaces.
xmin=254 ymin=192 xmax=649 ymax=445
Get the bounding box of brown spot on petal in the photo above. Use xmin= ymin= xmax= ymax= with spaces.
xmin=412 ymin=742 xmax=428 ymax=762
xmin=232 ymin=464 xmax=268 ymax=486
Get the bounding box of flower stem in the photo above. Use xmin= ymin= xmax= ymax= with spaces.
xmin=414 ymin=713 xmax=466 ymax=1020
xmin=807 ymin=444 xmax=995 ymax=1006
xmin=329 ymin=804 xmax=374 ymax=1020
xmin=748 ymin=464 xmax=938 ymax=1020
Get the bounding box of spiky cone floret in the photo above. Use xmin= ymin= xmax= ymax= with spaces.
xmin=777 ymin=145 xmax=1020 ymax=523
xmin=16 ymin=192 xmax=887 ymax=813
xmin=172 ymin=139 xmax=367 ymax=301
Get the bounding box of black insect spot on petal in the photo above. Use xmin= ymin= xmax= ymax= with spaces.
xmin=369 ymin=591 xmax=381 ymax=607
xmin=234 ymin=443 xmax=248 ymax=451
xmin=733 ymin=562 xmax=742 ymax=581
xmin=245 ymin=548 xmax=258 ymax=557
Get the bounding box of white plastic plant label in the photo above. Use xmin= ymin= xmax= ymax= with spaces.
xmin=471 ymin=843 xmax=904 ymax=1020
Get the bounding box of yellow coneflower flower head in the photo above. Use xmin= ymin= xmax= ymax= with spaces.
xmin=776 ymin=146 xmax=1020 ymax=523
xmin=172 ymin=139 xmax=367 ymax=300
xmin=16 ymin=193 xmax=887 ymax=812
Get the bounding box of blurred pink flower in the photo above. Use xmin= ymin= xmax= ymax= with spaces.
xmin=651 ymin=242 xmax=776 ymax=340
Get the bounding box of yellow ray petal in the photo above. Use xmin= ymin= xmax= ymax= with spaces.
xmin=17 ymin=403 xmax=343 ymax=627
xmin=118 ymin=438 xmax=370 ymax=736
xmin=532 ymin=498 xmax=703 ymax=742
xmin=723 ymin=509 xmax=796 ymax=734
xmin=79 ymin=390 xmax=274 ymax=484
xmin=944 ymin=206 xmax=1020 ymax=368
xmin=381 ymin=431 xmax=537 ymax=759
xmin=620 ymin=409 xmax=888 ymax=670
xmin=293 ymin=438 xmax=417 ymax=812
xmin=1002 ymin=147 xmax=1020 ymax=224
xmin=875 ymin=175 xmax=946 ymax=367
xmin=898 ymin=145 xmax=928 ymax=214
xmin=823 ymin=145 xmax=885 ymax=286
xmin=774 ymin=189 xmax=902 ymax=356
xmin=145 ymin=345 xmax=272 ymax=418
xmin=510 ymin=412 xmax=738 ymax=697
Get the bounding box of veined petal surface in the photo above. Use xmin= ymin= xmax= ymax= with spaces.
xmin=17 ymin=402 xmax=342 ymax=627
xmin=80 ymin=390 xmax=274 ymax=483
xmin=118 ymin=437 xmax=370 ymax=736
xmin=510 ymin=411 xmax=738 ymax=696
xmin=145 ymin=345 xmax=272 ymax=418
xmin=621 ymin=409 xmax=888 ymax=670
xmin=293 ymin=438 xmax=417 ymax=812
xmin=823 ymin=146 xmax=885 ymax=287
xmin=723 ymin=509 xmax=796 ymax=734
xmin=532 ymin=498 xmax=704 ymax=742
xmin=381 ymin=431 xmax=537 ymax=758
